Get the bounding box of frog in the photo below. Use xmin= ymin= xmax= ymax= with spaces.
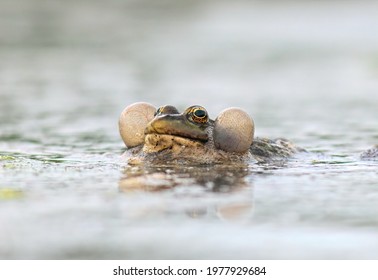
xmin=118 ymin=102 xmax=304 ymax=165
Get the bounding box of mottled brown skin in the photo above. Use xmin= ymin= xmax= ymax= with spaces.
xmin=120 ymin=104 xmax=303 ymax=165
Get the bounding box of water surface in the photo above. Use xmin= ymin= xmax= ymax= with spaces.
xmin=1 ymin=0 xmax=378 ymax=259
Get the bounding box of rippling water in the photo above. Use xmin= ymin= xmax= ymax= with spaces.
xmin=1 ymin=0 xmax=378 ymax=259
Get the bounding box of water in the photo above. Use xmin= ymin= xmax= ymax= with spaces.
xmin=1 ymin=0 xmax=378 ymax=259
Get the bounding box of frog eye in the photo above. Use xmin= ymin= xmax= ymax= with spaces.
xmin=186 ymin=106 xmax=209 ymax=124
xmin=194 ymin=108 xmax=207 ymax=119
xmin=155 ymin=105 xmax=179 ymax=116
xmin=192 ymin=107 xmax=208 ymax=123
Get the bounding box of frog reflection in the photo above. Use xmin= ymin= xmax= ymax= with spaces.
xmin=118 ymin=164 xmax=254 ymax=221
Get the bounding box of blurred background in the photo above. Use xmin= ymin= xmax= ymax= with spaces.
xmin=1 ymin=0 xmax=378 ymax=147
xmin=1 ymin=0 xmax=378 ymax=259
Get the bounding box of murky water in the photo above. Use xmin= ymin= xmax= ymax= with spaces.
xmin=1 ymin=0 xmax=378 ymax=259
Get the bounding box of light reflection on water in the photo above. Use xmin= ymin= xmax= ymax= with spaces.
xmin=1 ymin=0 xmax=378 ymax=259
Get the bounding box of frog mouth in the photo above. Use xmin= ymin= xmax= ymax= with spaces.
xmin=145 ymin=114 xmax=208 ymax=142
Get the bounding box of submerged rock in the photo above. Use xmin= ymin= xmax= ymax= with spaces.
xmin=360 ymin=145 xmax=378 ymax=160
